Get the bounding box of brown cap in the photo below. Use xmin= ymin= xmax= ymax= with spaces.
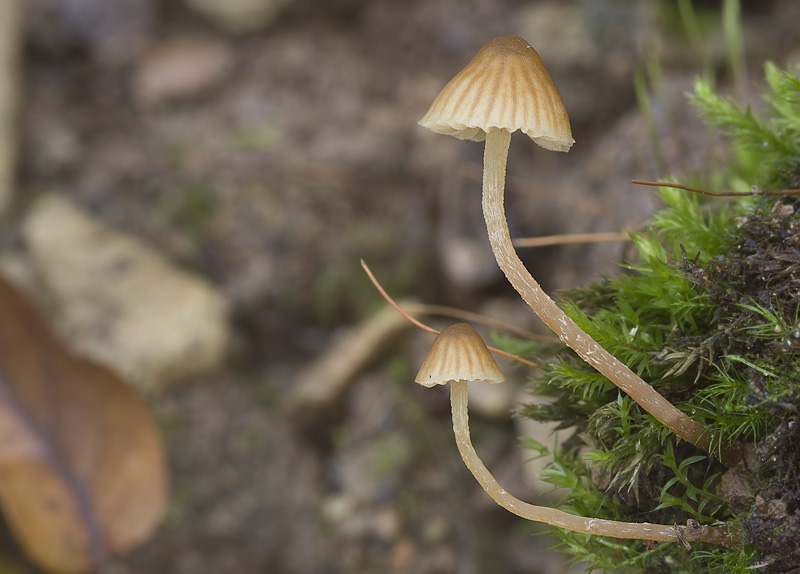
xmin=419 ymin=36 xmax=574 ymax=152
xmin=415 ymin=323 xmax=505 ymax=388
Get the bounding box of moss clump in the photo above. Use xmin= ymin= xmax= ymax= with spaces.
xmin=505 ymin=64 xmax=800 ymax=573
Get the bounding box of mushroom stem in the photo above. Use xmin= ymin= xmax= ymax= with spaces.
xmin=480 ymin=128 xmax=740 ymax=466
xmin=450 ymin=380 xmax=740 ymax=547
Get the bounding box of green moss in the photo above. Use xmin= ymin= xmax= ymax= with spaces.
xmin=507 ymin=63 xmax=800 ymax=572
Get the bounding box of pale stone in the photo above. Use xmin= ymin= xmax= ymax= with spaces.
xmin=467 ymin=379 xmax=516 ymax=419
xmin=133 ymin=35 xmax=234 ymax=109
xmin=22 ymin=194 xmax=230 ymax=391
xmin=182 ymin=0 xmax=292 ymax=35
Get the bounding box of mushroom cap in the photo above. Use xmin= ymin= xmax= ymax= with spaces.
xmin=415 ymin=323 xmax=505 ymax=388
xmin=418 ymin=36 xmax=574 ymax=152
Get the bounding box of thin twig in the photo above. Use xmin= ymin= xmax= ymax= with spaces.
xmin=632 ymin=179 xmax=800 ymax=197
xmin=514 ymin=231 xmax=632 ymax=248
xmin=360 ymin=260 xmax=437 ymax=335
xmin=402 ymin=301 xmax=555 ymax=342
xmin=360 ymin=260 xmax=537 ymax=367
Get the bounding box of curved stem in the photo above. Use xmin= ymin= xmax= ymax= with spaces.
xmin=481 ymin=128 xmax=740 ymax=466
xmin=450 ymin=380 xmax=740 ymax=546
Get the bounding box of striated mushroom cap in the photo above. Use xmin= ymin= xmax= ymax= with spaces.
xmin=415 ymin=323 xmax=505 ymax=388
xmin=419 ymin=36 xmax=574 ymax=152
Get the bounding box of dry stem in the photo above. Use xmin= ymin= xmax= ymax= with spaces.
xmin=632 ymin=179 xmax=800 ymax=197
xmin=514 ymin=231 xmax=632 ymax=248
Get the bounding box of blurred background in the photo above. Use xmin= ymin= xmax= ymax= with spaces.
xmin=1 ymin=0 xmax=800 ymax=572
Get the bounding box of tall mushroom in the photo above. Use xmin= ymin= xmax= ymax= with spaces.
xmin=419 ymin=36 xmax=737 ymax=465
xmin=416 ymin=323 xmax=739 ymax=546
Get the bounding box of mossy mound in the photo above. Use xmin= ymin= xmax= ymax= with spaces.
xmin=505 ymin=64 xmax=800 ymax=573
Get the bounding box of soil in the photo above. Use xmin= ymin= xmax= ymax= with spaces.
xmin=4 ymin=0 xmax=800 ymax=573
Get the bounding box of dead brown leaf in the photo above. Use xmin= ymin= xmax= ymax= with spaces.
xmin=0 ymin=276 xmax=168 ymax=573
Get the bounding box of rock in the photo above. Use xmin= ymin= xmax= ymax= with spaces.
xmin=133 ymin=35 xmax=235 ymax=109
xmin=21 ymin=194 xmax=230 ymax=391
xmin=182 ymin=0 xmax=293 ymax=35
xmin=467 ymin=379 xmax=516 ymax=419
xmin=436 ymin=164 xmax=499 ymax=290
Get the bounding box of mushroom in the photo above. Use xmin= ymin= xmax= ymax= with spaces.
xmin=419 ymin=37 xmax=738 ymax=465
xmin=416 ymin=323 xmax=739 ymax=546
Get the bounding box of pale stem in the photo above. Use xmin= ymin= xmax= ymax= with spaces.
xmin=450 ymin=380 xmax=739 ymax=546
xmin=481 ymin=128 xmax=739 ymax=466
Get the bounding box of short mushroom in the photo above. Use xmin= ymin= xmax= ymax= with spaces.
xmin=415 ymin=322 xmax=505 ymax=388
xmin=415 ymin=323 xmax=740 ymax=546
xmin=419 ymin=37 xmax=737 ymax=465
